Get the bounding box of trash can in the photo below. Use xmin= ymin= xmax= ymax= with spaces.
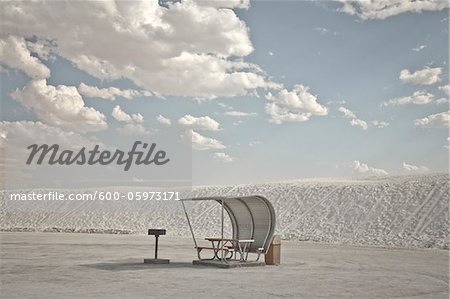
xmin=265 ymin=235 xmax=281 ymax=265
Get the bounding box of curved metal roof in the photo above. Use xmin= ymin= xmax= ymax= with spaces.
xmin=182 ymin=195 xmax=276 ymax=254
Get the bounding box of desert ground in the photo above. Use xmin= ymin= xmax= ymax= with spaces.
xmin=0 ymin=232 xmax=448 ymax=299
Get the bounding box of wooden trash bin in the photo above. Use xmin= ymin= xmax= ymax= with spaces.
xmin=265 ymin=235 xmax=281 ymax=265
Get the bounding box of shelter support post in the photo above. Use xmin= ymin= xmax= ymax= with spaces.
xmin=181 ymin=199 xmax=198 ymax=249
xmin=221 ymin=198 xmax=224 ymax=262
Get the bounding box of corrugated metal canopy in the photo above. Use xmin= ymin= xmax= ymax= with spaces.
xmin=182 ymin=195 xmax=276 ymax=254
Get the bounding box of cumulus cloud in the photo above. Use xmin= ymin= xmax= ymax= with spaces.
xmin=178 ymin=115 xmax=221 ymax=131
xmin=352 ymin=160 xmax=388 ymax=176
xmin=193 ymin=0 xmax=250 ymax=9
xmin=132 ymin=113 xmax=144 ymax=123
xmin=0 ymin=35 xmax=50 ymax=79
xmin=338 ymin=106 xmax=357 ymax=119
xmin=224 ymin=110 xmax=257 ymax=117
xmin=399 ymin=67 xmax=442 ymax=85
xmin=213 ymin=152 xmax=234 ymax=162
xmin=402 ymin=162 xmax=429 ymax=173
xmin=349 ymin=118 xmax=368 ymax=130
xmin=338 ymin=106 xmax=368 ymax=130
xmin=112 ymin=105 xmax=143 ymax=123
xmin=218 ymin=102 xmax=233 ymax=109
xmin=438 ymin=84 xmax=450 ymax=96
xmin=116 ymin=123 xmax=152 ymax=135
xmin=0 ymin=121 xmax=100 ymax=183
xmin=26 ymin=38 xmax=53 ymax=61
xmin=414 ymin=111 xmax=449 ymax=128
xmin=248 ymin=140 xmax=262 ymax=146
xmin=382 ymin=90 xmax=443 ymax=107
xmin=265 ymin=85 xmax=328 ymax=124
xmin=156 ymin=115 xmax=171 ymax=125
xmin=326 ymin=100 xmax=346 ymax=105
xmin=337 ymin=0 xmax=450 ymax=20
xmin=412 ymin=45 xmax=426 ymax=52
xmin=111 ymin=105 xmax=149 ymax=134
xmin=371 ymin=120 xmax=389 ymax=128
xmin=0 ymin=121 xmax=99 ymax=151
xmin=78 ymin=83 xmax=151 ymax=100
xmin=11 ymin=79 xmax=107 ymax=133
xmin=112 ymin=105 xmax=132 ymax=123
xmin=0 ymin=1 xmax=278 ymax=99
xmin=182 ymin=129 xmax=225 ymax=150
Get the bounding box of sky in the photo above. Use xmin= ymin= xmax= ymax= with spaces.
xmin=0 ymin=0 xmax=449 ymax=188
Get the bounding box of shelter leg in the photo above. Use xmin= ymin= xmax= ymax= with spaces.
xmin=255 ymin=250 xmax=261 ymax=261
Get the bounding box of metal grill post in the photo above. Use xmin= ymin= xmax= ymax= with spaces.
xmin=154 ymin=235 xmax=159 ymax=259
xmin=144 ymin=229 xmax=169 ymax=264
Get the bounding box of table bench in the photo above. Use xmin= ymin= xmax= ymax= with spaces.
xmin=196 ymin=238 xmax=254 ymax=262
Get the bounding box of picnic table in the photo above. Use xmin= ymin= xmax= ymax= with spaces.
xmin=196 ymin=237 xmax=254 ymax=262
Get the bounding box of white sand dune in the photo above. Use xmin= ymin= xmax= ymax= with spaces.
xmin=1 ymin=174 xmax=448 ymax=249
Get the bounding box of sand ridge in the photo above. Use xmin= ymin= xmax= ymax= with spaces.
xmin=1 ymin=174 xmax=448 ymax=249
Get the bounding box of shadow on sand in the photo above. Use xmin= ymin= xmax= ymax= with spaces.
xmin=81 ymin=260 xmax=195 ymax=271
